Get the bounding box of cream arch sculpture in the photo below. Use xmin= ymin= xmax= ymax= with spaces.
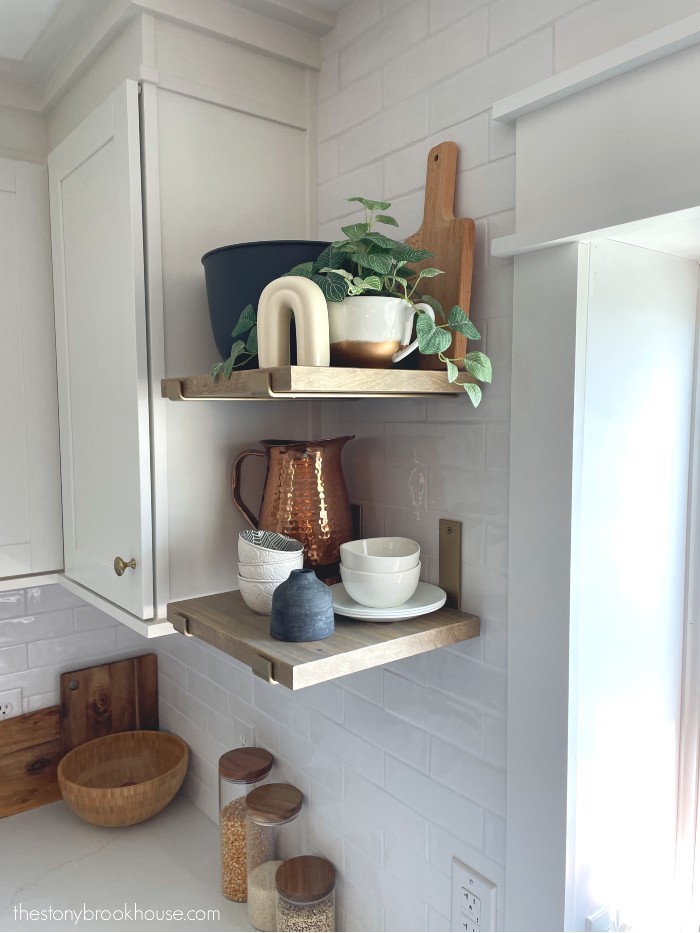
xmin=257 ymin=276 xmax=330 ymax=368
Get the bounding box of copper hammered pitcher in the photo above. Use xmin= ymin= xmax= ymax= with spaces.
xmin=231 ymin=437 xmax=355 ymax=572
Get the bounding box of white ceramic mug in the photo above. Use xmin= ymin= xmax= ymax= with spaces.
xmin=327 ymin=296 xmax=436 ymax=368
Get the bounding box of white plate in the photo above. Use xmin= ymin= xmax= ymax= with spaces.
xmin=330 ymin=582 xmax=447 ymax=621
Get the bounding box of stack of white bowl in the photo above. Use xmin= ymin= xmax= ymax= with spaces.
xmin=238 ymin=530 xmax=304 ymax=614
xmin=339 ymin=537 xmax=421 ymax=609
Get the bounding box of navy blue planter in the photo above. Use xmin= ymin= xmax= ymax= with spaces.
xmin=202 ymin=240 xmax=329 ymax=365
xmin=270 ymin=569 xmax=335 ymax=642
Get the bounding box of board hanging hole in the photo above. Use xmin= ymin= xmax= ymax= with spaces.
xmin=434 ymin=153 xmax=439 ymax=161
xmin=68 ymin=679 xmax=79 ymax=690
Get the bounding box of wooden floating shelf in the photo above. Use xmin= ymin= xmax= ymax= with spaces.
xmin=161 ymin=366 xmax=462 ymax=401
xmin=167 ymin=590 xmax=479 ymax=690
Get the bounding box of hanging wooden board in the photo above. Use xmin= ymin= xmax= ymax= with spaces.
xmin=60 ymin=654 xmax=159 ymax=753
xmin=0 ymin=707 xmax=62 ymax=818
xmin=405 ymin=141 xmax=475 ymax=370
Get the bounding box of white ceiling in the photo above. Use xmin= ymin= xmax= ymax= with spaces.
xmin=0 ymin=0 xmax=63 ymax=61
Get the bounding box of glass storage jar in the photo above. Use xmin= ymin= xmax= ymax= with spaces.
xmin=219 ymin=747 xmax=273 ymax=902
xmin=276 ymin=856 xmax=336 ymax=932
xmin=246 ymin=783 xmax=303 ymax=932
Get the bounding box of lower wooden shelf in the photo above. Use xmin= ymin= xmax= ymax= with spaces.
xmin=161 ymin=366 xmax=462 ymax=400
xmin=167 ymin=590 xmax=480 ymax=690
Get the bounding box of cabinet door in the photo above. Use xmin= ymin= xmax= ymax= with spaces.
xmin=48 ymin=80 xmax=153 ymax=618
xmin=0 ymin=159 xmax=62 ymax=577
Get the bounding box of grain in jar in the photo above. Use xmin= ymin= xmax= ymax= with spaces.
xmin=245 ymin=782 xmax=303 ymax=931
xmin=276 ymin=856 xmax=336 ymax=932
xmin=219 ymin=747 xmax=273 ymax=902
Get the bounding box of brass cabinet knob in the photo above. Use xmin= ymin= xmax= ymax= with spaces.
xmin=114 ymin=556 xmax=137 ymax=576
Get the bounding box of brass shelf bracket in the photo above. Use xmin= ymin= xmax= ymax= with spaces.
xmin=439 ymin=518 xmax=462 ymax=611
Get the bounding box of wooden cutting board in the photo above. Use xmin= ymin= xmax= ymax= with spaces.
xmin=0 ymin=707 xmax=62 ymax=818
xmin=60 ymin=654 xmax=159 ymax=753
xmin=405 ymin=141 xmax=475 ymax=370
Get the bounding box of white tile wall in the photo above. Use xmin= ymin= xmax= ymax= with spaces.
xmin=4 ymin=5 xmax=696 ymax=931
xmin=0 ymin=585 xmax=132 ymax=711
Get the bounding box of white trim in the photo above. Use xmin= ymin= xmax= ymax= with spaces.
xmin=56 ymin=574 xmax=174 ymax=637
xmin=0 ymin=573 xmax=59 ymax=593
xmin=492 ymin=11 xmax=700 ymax=123
xmin=139 ymin=68 xmax=310 ymax=131
xmin=677 ymin=285 xmax=700 ymax=932
xmin=491 ymin=198 xmax=700 ymax=259
xmin=139 ymin=81 xmax=170 ymax=621
xmin=131 ymin=0 xmax=321 ymax=69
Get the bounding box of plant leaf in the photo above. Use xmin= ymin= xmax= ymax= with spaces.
xmin=231 ymin=304 xmax=256 ymax=337
xmin=464 ymin=351 xmax=492 ymax=383
xmin=332 ymin=241 xmax=359 ymax=254
xmin=288 ymin=264 xmax=315 ymax=280
xmin=347 ymin=196 xmax=391 ymax=211
xmin=416 ymin=315 xmax=452 ymax=355
xmin=210 ymin=361 xmax=223 ymax=382
xmin=223 ymin=340 xmax=246 ymax=378
xmin=464 ymin=383 xmax=482 ymax=407
xmin=318 ymin=272 xmax=349 ymax=302
xmin=419 ymin=294 xmax=444 ymax=319
xmin=341 ymin=222 xmax=371 ymax=241
xmin=353 ymin=275 xmax=382 ymax=291
xmin=448 ymin=305 xmax=482 ymax=339
xmin=361 ymin=231 xmax=403 ymax=250
xmin=246 ymin=325 xmax=258 ymax=355
xmin=391 ymin=243 xmax=435 ymax=263
xmin=354 ymin=252 xmax=393 ymax=275
xmin=446 ymin=360 xmax=459 ymax=383
xmin=415 ymin=267 xmax=443 ymax=280
xmin=375 ymin=214 xmax=399 ymax=226
xmin=312 ymin=245 xmax=345 ymax=272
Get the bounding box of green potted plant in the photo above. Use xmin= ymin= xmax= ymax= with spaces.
xmin=286 ymin=196 xmax=491 ymax=407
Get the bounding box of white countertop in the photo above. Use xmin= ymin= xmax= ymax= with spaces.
xmin=0 ymin=795 xmax=252 ymax=932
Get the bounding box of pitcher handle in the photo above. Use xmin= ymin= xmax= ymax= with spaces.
xmin=392 ymin=302 xmax=436 ymax=364
xmin=231 ymin=450 xmax=267 ymax=529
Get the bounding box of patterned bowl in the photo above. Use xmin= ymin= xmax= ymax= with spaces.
xmin=239 ymin=577 xmax=282 ymax=615
xmin=238 ymin=552 xmax=302 ymax=581
xmin=238 ymin=530 xmax=304 ymax=565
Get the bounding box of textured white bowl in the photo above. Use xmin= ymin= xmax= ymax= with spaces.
xmin=340 ymin=561 xmax=421 ymax=609
xmin=238 ymin=577 xmax=282 ymax=615
xmin=238 ymin=552 xmax=303 ymax=581
xmin=238 ymin=530 xmax=304 ymax=565
xmin=340 ymin=537 xmax=420 ymax=574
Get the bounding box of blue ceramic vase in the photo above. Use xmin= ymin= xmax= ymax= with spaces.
xmin=270 ymin=569 xmax=335 ymax=642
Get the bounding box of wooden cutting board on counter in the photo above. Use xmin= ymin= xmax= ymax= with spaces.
xmin=405 ymin=141 xmax=476 ymax=370
xmin=60 ymin=654 xmax=159 ymax=753
xmin=0 ymin=707 xmax=63 ymax=818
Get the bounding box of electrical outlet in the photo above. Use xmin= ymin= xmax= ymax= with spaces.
xmin=0 ymin=688 xmax=23 ymax=720
xmin=451 ymin=858 xmax=496 ymax=932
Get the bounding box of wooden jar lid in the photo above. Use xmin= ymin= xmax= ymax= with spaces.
xmin=219 ymin=747 xmax=273 ymax=783
xmin=275 ymin=856 xmax=336 ymax=904
xmin=245 ymin=782 xmax=303 ymax=823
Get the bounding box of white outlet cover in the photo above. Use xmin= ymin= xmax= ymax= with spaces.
xmin=451 ymin=857 xmax=497 ymax=932
xmin=0 ymin=687 xmax=23 ymax=719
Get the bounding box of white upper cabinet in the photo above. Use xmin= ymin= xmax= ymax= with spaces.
xmin=0 ymin=159 xmax=62 ymax=579
xmin=48 ymin=81 xmax=154 ymax=619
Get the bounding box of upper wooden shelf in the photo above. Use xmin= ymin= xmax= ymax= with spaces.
xmin=161 ymin=366 xmax=462 ymax=401
xmin=167 ymin=590 xmax=479 ymax=690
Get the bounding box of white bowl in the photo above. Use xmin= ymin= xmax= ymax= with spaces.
xmin=339 ymin=537 xmax=420 ymax=574
xmin=238 ymin=577 xmax=282 ymax=615
xmin=238 ymin=530 xmax=304 ymax=565
xmin=238 ymin=551 xmax=303 ymax=581
xmin=340 ymin=561 xmax=421 ymax=609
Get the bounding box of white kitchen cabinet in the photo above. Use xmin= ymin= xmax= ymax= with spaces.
xmin=0 ymin=158 xmax=62 ymax=579
xmin=46 ymin=56 xmax=315 ymax=634
xmin=49 ymin=82 xmax=153 ymax=619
